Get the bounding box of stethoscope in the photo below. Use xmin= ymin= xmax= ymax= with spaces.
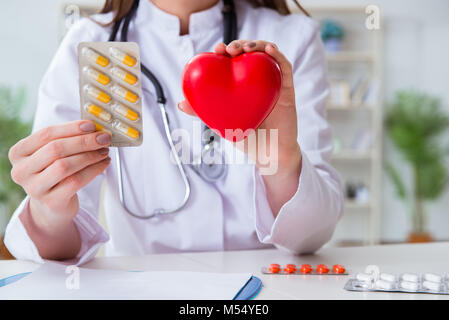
xmin=108 ymin=0 xmax=238 ymax=219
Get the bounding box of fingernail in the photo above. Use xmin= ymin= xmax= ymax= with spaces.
xmin=233 ymin=42 xmax=240 ymax=48
xmin=98 ymin=148 xmax=109 ymax=155
xmin=96 ymin=133 xmax=111 ymax=145
xmin=80 ymin=121 xmax=95 ymax=132
xmin=245 ymin=42 xmax=256 ymax=48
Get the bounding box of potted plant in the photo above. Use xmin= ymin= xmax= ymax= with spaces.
xmin=385 ymin=89 xmax=449 ymax=242
xmin=0 ymin=86 xmax=31 ymax=245
xmin=321 ymin=19 xmax=344 ymax=53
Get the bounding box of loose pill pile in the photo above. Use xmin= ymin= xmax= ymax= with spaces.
xmin=345 ymin=265 xmax=449 ymax=295
xmin=78 ymin=42 xmax=143 ymax=147
xmin=262 ymin=263 xmax=347 ymax=275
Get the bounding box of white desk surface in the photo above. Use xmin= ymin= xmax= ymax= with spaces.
xmin=1 ymin=242 xmax=448 ymax=300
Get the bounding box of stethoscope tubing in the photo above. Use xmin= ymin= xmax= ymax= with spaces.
xmin=111 ymin=0 xmax=236 ymax=219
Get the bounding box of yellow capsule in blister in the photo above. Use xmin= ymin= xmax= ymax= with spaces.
xmin=109 ymin=47 xmax=136 ymax=67
xmin=84 ymin=85 xmax=111 ymax=104
xmin=111 ymin=102 xmax=139 ymax=122
xmin=85 ymin=104 xmax=112 ymax=122
xmin=93 ymin=122 xmax=112 ymax=134
xmin=84 ymin=67 xmax=110 ymax=85
xmin=82 ymin=47 xmax=109 ymax=67
xmin=112 ymin=120 xmax=139 ymax=139
xmin=110 ymin=67 xmax=137 ymax=85
xmin=111 ymin=84 xmax=138 ymax=103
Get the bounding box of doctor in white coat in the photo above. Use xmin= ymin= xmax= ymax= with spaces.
xmin=5 ymin=0 xmax=343 ymax=265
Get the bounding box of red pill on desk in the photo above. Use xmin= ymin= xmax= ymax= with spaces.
xmin=268 ymin=263 xmax=281 ymax=273
xmin=316 ymin=264 xmax=330 ymax=274
xmin=300 ymin=264 xmax=313 ymax=274
xmin=284 ymin=264 xmax=297 ymax=274
xmin=333 ymin=264 xmax=346 ymax=274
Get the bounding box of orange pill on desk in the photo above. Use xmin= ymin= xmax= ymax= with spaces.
xmin=332 ymin=264 xmax=346 ymax=274
xmin=268 ymin=264 xmax=281 ymax=273
xmin=316 ymin=264 xmax=330 ymax=274
xmin=300 ymin=264 xmax=313 ymax=274
xmin=284 ymin=264 xmax=297 ymax=274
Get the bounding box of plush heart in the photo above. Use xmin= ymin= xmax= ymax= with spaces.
xmin=182 ymin=52 xmax=282 ymax=142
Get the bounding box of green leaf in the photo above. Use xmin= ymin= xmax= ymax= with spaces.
xmin=384 ymin=89 xmax=449 ymax=202
xmin=386 ymin=164 xmax=407 ymax=199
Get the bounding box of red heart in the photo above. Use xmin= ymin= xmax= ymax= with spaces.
xmin=182 ymin=52 xmax=282 ymax=142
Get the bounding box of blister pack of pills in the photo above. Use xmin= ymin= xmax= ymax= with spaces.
xmin=345 ymin=265 xmax=449 ymax=295
xmin=262 ymin=263 xmax=347 ymax=275
xmin=78 ymin=42 xmax=143 ymax=147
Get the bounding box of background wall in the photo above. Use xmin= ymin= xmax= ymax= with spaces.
xmin=0 ymin=0 xmax=448 ymax=242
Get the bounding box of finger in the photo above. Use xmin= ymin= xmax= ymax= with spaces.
xmin=32 ymin=148 xmax=110 ymax=195
xmin=49 ymin=157 xmax=111 ymax=201
xmin=264 ymin=43 xmax=294 ymax=88
xmin=214 ymin=42 xmax=227 ymax=55
xmin=9 ymin=120 xmax=96 ymax=162
xmin=242 ymin=40 xmax=270 ymax=53
xmin=178 ymin=100 xmax=197 ymax=117
xmin=225 ymin=40 xmax=250 ymax=57
xmin=26 ymin=131 xmax=111 ymax=174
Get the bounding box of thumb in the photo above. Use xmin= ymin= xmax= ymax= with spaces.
xmin=177 ymin=100 xmax=197 ymax=117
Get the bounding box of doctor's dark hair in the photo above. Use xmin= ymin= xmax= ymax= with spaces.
xmin=99 ymin=0 xmax=310 ymax=25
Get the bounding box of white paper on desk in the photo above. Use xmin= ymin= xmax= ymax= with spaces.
xmin=0 ymin=262 xmax=252 ymax=300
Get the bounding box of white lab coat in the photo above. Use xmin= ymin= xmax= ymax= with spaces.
xmin=5 ymin=0 xmax=343 ymax=265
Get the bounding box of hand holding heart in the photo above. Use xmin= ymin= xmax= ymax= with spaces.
xmin=179 ymin=40 xmax=302 ymax=178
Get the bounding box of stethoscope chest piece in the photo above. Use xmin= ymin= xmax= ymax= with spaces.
xmin=193 ymin=142 xmax=228 ymax=182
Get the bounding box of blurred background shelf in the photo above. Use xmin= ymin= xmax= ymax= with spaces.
xmin=326 ymin=51 xmax=374 ymax=62
xmin=332 ymin=150 xmax=373 ymax=161
xmin=305 ymin=5 xmax=384 ymax=246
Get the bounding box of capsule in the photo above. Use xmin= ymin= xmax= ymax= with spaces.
xmin=284 ymin=264 xmax=297 ymax=274
xmin=401 ymin=273 xmax=419 ymax=282
xmin=380 ymin=273 xmax=396 ymax=282
xmin=111 ymin=84 xmax=138 ymax=103
xmin=84 ymin=67 xmax=110 ymax=85
xmin=82 ymin=47 xmax=109 ymax=67
xmin=375 ymin=279 xmax=394 ymax=290
xmin=300 ymin=264 xmax=313 ymax=274
xmin=332 ymin=264 xmax=346 ymax=274
xmin=113 ymin=120 xmax=139 ymax=139
xmin=85 ymin=104 xmax=112 ymax=122
xmin=424 ymin=273 xmax=442 ymax=283
xmin=268 ymin=264 xmax=281 ymax=274
xmin=423 ymin=280 xmax=441 ymax=291
xmin=400 ymin=280 xmax=419 ymax=291
xmin=94 ymin=122 xmax=104 ymax=131
xmin=316 ymin=264 xmax=329 ymax=274
xmin=84 ymin=85 xmax=111 ymax=104
xmin=111 ymin=102 xmax=139 ymax=121
xmin=356 ymin=273 xmax=373 ymax=282
xmin=111 ymin=67 xmax=137 ymax=85
xmin=109 ymin=47 xmax=136 ymax=67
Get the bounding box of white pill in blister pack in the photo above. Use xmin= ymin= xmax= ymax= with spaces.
xmin=356 ymin=273 xmax=373 ymax=282
xmin=401 ymin=273 xmax=419 ymax=282
xmin=424 ymin=273 xmax=442 ymax=283
xmin=400 ymin=280 xmax=419 ymax=291
xmin=380 ymin=273 xmax=396 ymax=282
xmin=345 ymin=265 xmax=449 ymax=296
xmin=375 ymin=279 xmax=394 ymax=290
xmin=423 ymin=281 xmax=441 ymax=291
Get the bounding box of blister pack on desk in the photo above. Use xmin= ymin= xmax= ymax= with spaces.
xmin=78 ymin=42 xmax=143 ymax=147
xmin=262 ymin=263 xmax=348 ymax=275
xmin=344 ymin=265 xmax=449 ymax=295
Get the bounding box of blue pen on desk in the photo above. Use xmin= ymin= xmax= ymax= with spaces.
xmin=0 ymin=272 xmax=31 ymax=287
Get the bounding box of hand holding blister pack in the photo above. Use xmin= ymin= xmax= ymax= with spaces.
xmin=78 ymin=42 xmax=143 ymax=147
xmin=345 ymin=265 xmax=449 ymax=295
